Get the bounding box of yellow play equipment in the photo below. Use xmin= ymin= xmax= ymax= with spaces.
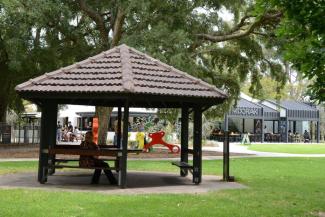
xmin=136 ymin=132 xmax=145 ymax=149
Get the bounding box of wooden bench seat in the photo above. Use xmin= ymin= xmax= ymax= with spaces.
xmin=55 ymin=158 xmax=117 ymax=163
xmin=51 ymin=164 xmax=117 ymax=170
xmin=172 ymin=161 xmax=194 ymax=169
xmin=172 ymin=161 xmax=194 ymax=175
xmin=49 ymin=147 xmax=142 ymax=157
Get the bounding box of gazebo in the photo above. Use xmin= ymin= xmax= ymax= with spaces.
xmin=15 ymin=44 xmax=228 ymax=188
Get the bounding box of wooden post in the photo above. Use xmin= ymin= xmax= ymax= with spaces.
xmin=180 ymin=106 xmax=189 ymax=177
xmin=119 ymin=101 xmax=129 ymax=188
xmin=193 ymin=107 xmax=202 ymax=184
xmin=117 ymin=107 xmax=122 ymax=147
xmin=223 ymin=131 xmax=230 ymax=181
xmin=38 ymin=101 xmax=57 ymax=183
xmin=48 ymin=105 xmax=58 ymax=175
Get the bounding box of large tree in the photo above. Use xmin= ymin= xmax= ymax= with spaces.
xmin=2 ymin=0 xmax=321 ymax=141
xmin=257 ymin=0 xmax=325 ymax=103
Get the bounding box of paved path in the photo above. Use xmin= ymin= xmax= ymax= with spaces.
xmin=1 ymin=143 xmax=325 ymax=162
xmin=204 ymin=143 xmax=325 ymax=158
xmin=0 ymin=171 xmax=245 ymax=194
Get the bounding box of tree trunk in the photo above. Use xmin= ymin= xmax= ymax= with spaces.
xmin=95 ymin=106 xmax=113 ymax=145
xmin=0 ymin=61 xmax=10 ymax=123
xmin=285 ymin=61 xmax=294 ymax=98
xmin=78 ymin=2 xmax=125 ymax=145
xmin=0 ymin=95 xmax=7 ymax=122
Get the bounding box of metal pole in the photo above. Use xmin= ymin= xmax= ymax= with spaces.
xmin=32 ymin=121 xmax=35 ymax=144
xmin=261 ymin=108 xmax=264 ymax=143
xmin=18 ymin=122 xmax=21 ymax=144
xmin=317 ymin=119 xmax=320 ymax=143
xmin=285 ymin=118 xmax=289 ymax=143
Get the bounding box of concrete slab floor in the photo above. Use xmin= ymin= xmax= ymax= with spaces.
xmin=0 ymin=171 xmax=246 ymax=195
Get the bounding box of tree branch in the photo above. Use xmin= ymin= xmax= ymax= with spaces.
xmin=78 ymin=0 xmax=109 ymax=48
xmin=197 ymin=11 xmax=282 ymax=42
xmin=33 ymin=28 xmax=41 ymax=48
xmin=226 ymin=15 xmax=255 ymax=35
xmin=110 ymin=7 xmax=125 ymax=48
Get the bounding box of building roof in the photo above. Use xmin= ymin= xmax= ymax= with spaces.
xmin=15 ymin=44 xmax=227 ymax=103
xmin=277 ymin=100 xmax=318 ymax=111
xmin=237 ymin=98 xmax=262 ymax=108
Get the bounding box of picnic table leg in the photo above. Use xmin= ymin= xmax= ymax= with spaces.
xmin=48 ymin=154 xmax=56 ymax=175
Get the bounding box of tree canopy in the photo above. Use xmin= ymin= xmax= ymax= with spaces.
xmin=257 ymin=0 xmax=325 ymax=102
xmin=0 ymin=0 xmax=323 ymax=125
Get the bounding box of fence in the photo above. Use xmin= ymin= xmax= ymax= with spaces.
xmin=0 ymin=122 xmax=40 ymax=144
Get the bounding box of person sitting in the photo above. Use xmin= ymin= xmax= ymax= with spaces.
xmin=303 ymin=130 xmax=310 ymax=143
xmin=79 ymin=131 xmax=117 ymax=185
xmin=73 ymin=127 xmax=82 ymax=141
xmin=66 ymin=122 xmax=74 ymax=141
xmin=62 ymin=126 xmax=69 ymax=142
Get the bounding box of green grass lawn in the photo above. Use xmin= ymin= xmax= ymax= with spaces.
xmin=248 ymin=143 xmax=325 ymax=154
xmin=0 ymin=158 xmax=325 ymax=216
xmin=0 ymin=161 xmax=38 ymax=175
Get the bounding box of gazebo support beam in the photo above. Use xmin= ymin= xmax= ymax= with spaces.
xmin=117 ymin=107 xmax=122 ymax=147
xmin=193 ymin=106 xmax=202 ymax=184
xmin=38 ymin=101 xmax=57 ymax=184
xmin=180 ymin=106 xmax=189 ymax=177
xmin=118 ymin=101 xmax=129 ymax=188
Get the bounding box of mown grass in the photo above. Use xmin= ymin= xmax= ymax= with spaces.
xmin=248 ymin=143 xmax=325 ymax=154
xmin=0 ymin=158 xmax=325 ymax=216
xmin=0 ymin=161 xmax=38 ymax=175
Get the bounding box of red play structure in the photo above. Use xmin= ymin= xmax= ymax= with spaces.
xmin=143 ymin=131 xmax=180 ymax=154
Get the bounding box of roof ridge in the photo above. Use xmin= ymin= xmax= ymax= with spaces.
xmin=119 ymin=44 xmax=134 ymax=92
xmin=239 ymin=98 xmax=263 ymax=108
xmin=126 ymin=45 xmax=228 ymax=98
xmin=15 ymin=47 xmax=120 ymax=91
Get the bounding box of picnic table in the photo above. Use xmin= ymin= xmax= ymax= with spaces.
xmin=47 ymin=145 xmax=142 ymax=175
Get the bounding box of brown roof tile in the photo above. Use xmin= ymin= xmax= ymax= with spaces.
xmin=15 ymin=44 xmax=227 ymax=99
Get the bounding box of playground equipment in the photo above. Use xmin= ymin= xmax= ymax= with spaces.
xmin=143 ymin=131 xmax=180 ymax=153
xmin=136 ymin=132 xmax=145 ymax=149
xmin=92 ymin=117 xmax=99 ymax=144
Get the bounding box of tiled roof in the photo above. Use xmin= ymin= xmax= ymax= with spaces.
xmin=15 ymin=44 xmax=227 ymax=99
